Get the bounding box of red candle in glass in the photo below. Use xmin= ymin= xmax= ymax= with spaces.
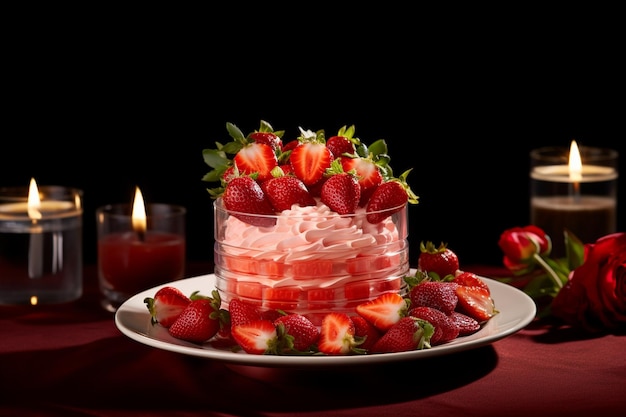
xmin=97 ymin=187 xmax=186 ymax=312
xmin=98 ymin=230 xmax=185 ymax=294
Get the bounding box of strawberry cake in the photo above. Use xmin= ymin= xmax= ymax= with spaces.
xmin=204 ymin=121 xmax=418 ymax=324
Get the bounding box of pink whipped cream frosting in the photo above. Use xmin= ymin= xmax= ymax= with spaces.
xmin=222 ymin=200 xmax=401 ymax=263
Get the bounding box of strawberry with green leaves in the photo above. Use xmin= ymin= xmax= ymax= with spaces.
xmin=168 ymin=291 xmax=227 ymax=344
xmin=274 ymin=313 xmax=320 ymax=353
xmin=326 ymin=124 xmax=359 ymax=157
xmin=202 ymin=120 xmax=283 ymax=192
xmin=408 ymin=305 xmax=459 ymax=345
xmin=365 ymin=169 xmax=417 ymax=224
xmin=320 ymin=160 xmax=361 ymax=215
xmin=370 ymin=316 xmax=434 ymax=353
xmin=340 ymin=156 xmax=383 ymax=207
xmin=417 ymin=241 xmax=460 ymax=279
xmin=350 ymin=314 xmax=381 ymax=351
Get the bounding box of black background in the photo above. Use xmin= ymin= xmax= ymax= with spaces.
xmin=3 ymin=14 xmax=624 ymax=269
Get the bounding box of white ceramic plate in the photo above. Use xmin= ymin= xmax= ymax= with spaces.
xmin=115 ymin=273 xmax=536 ymax=367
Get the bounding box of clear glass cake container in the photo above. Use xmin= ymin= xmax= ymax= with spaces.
xmin=213 ymin=198 xmax=409 ymax=325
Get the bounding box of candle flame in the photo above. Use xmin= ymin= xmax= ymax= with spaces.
xmin=569 ymin=140 xmax=582 ymax=183
xmin=132 ymin=186 xmax=147 ymax=234
xmin=27 ymin=178 xmax=42 ymax=220
xmin=30 ymin=296 xmax=38 ymax=305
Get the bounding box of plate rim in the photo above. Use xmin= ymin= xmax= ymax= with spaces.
xmin=115 ymin=271 xmax=536 ymax=367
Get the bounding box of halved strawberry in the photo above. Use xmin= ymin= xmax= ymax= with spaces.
xmin=274 ymin=313 xmax=320 ymax=353
xmin=231 ymin=319 xmax=279 ymax=355
xmin=289 ymin=141 xmax=333 ymax=186
xmin=455 ymin=285 xmax=498 ymax=323
xmin=233 ymin=142 xmax=278 ymax=182
xmin=318 ymin=312 xmax=362 ymax=355
xmin=453 ymin=271 xmax=491 ymax=294
xmin=370 ymin=316 xmax=434 ymax=353
xmin=144 ymin=286 xmax=191 ymax=328
xmin=168 ymin=297 xmax=222 ymax=343
xmin=408 ymin=306 xmax=459 ymax=345
xmin=355 ymin=292 xmax=408 ymax=332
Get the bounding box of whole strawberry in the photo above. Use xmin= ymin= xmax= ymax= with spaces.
xmin=325 ymin=124 xmax=359 ymax=158
xmin=408 ymin=305 xmax=459 ymax=345
xmin=274 ymin=313 xmax=320 ymax=353
xmin=326 ymin=135 xmax=356 ymax=158
xmin=370 ymin=316 xmax=434 ymax=353
xmin=417 ymin=241 xmax=460 ymax=279
xmin=350 ymin=315 xmax=382 ymax=351
xmin=222 ymin=176 xmax=276 ymax=227
xmin=409 ymin=281 xmax=459 ymax=315
xmin=340 ymin=156 xmax=383 ymax=207
xmin=321 ymin=172 xmax=361 ymax=215
xmin=365 ymin=170 xmax=417 ymax=223
xmin=228 ymin=298 xmax=263 ymax=327
xmin=168 ymin=294 xmax=224 ymax=344
xmin=261 ymin=175 xmax=316 ymax=212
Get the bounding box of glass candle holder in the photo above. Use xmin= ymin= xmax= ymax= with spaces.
xmin=0 ymin=185 xmax=83 ymax=305
xmin=97 ymin=203 xmax=186 ymax=312
xmin=530 ymin=145 xmax=618 ymax=258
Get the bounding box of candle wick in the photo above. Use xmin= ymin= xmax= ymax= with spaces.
xmin=573 ymin=181 xmax=581 ymax=204
xmin=137 ymin=230 xmax=146 ymax=242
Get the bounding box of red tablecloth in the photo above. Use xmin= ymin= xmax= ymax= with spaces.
xmin=1 ymin=264 xmax=624 ymax=417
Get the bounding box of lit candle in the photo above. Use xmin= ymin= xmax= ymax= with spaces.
xmin=0 ymin=180 xmax=83 ymax=305
xmin=97 ymin=187 xmax=186 ymax=311
xmin=27 ymin=178 xmax=44 ymax=278
xmin=530 ymin=142 xmax=618 ymax=258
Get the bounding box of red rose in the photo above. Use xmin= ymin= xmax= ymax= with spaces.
xmin=498 ymin=225 xmax=552 ymax=275
xmin=551 ymin=232 xmax=626 ymax=332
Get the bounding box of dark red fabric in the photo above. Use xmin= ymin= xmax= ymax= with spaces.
xmin=1 ymin=264 xmax=624 ymax=417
